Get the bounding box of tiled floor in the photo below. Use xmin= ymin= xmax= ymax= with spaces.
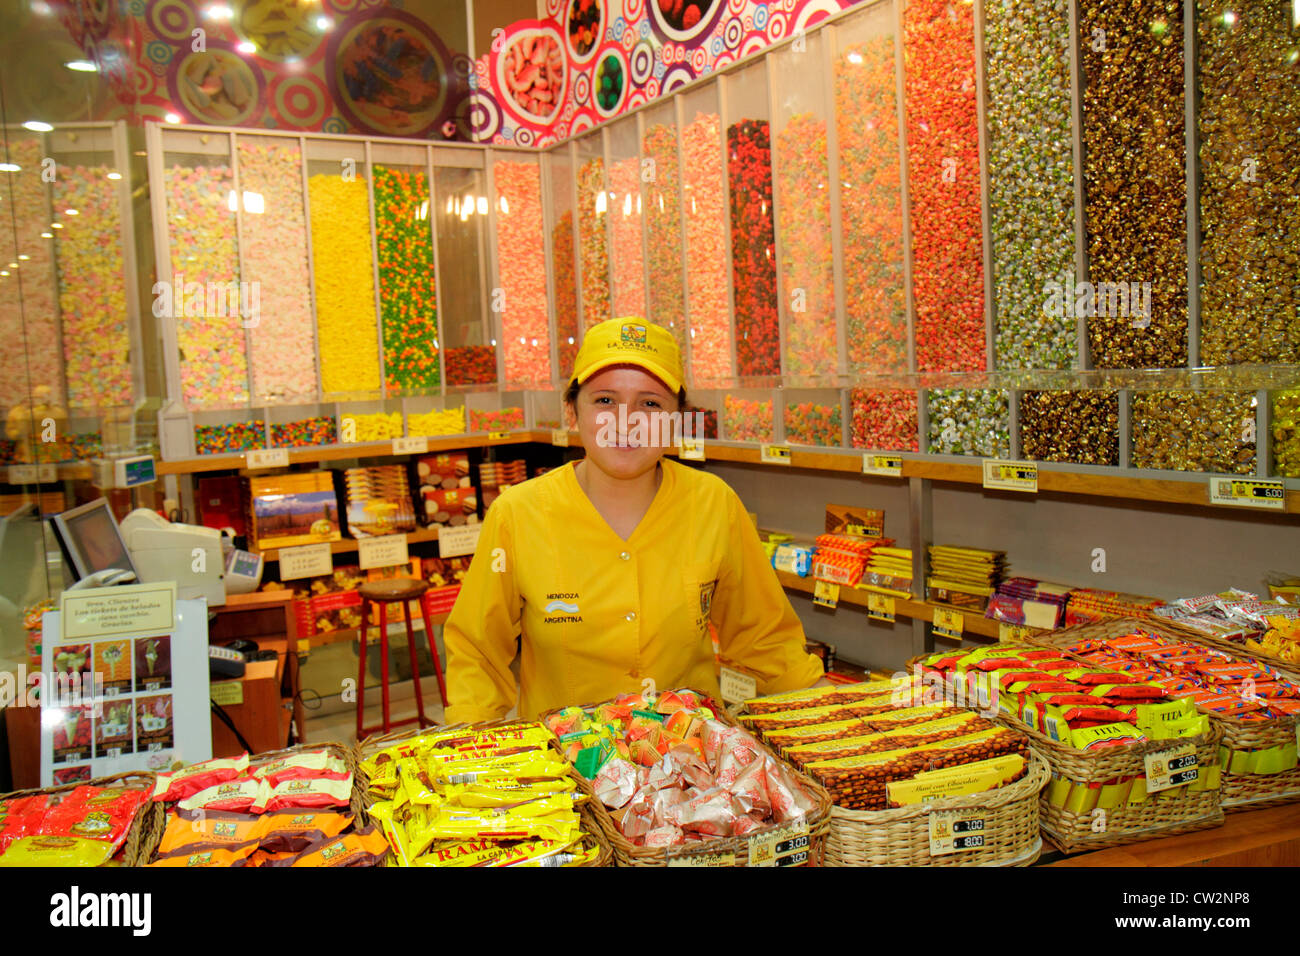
xmin=303 ymin=680 xmax=447 ymax=746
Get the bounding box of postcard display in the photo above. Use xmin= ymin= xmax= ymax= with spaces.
xmin=39 ymin=583 xmax=212 ymax=787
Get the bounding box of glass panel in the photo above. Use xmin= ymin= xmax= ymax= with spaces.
xmin=834 ymin=6 xmax=907 ymax=374
xmin=494 ymin=155 xmax=550 ymax=387
xmin=1273 ymin=388 xmax=1298 ymax=478
xmin=641 ymin=100 xmax=686 ymax=352
xmin=606 ymin=117 xmax=645 ymax=320
xmin=926 ymin=388 xmax=1010 ymax=457
xmin=1196 ymin=3 xmax=1300 ymax=365
xmin=575 ymin=132 xmax=610 ymax=327
xmin=268 ymin=405 xmax=337 ymax=448
xmin=1080 ymin=1 xmax=1187 ymax=368
xmin=904 ymin=0 xmax=985 ymax=371
xmin=307 ymin=153 xmax=381 ymax=396
xmin=547 ymin=148 xmax=579 ymax=378
xmin=680 ymin=84 xmax=731 ymax=384
xmin=374 ymin=163 xmax=439 ymax=395
xmin=725 ymin=61 xmax=779 ymax=377
xmin=162 ymin=134 xmax=248 ymax=409
xmin=1132 ymin=389 xmax=1256 ymax=474
xmin=850 ymin=387 xmax=918 ymax=451
xmin=783 ymin=389 xmax=843 ymax=447
xmin=772 ymin=34 xmax=836 ymax=378
xmin=986 ymin=0 xmax=1077 ymax=370
xmin=1019 ymin=390 xmax=1118 ymax=466
xmin=235 ymin=135 xmax=317 ymax=405
xmin=722 ymin=389 xmax=774 ymax=443
xmin=434 ymin=164 xmax=496 ymax=386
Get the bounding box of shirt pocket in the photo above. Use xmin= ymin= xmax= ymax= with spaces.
xmin=680 ymin=563 xmax=721 ymax=633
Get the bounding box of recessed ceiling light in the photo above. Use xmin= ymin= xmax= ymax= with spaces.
xmin=106 ymin=171 xmax=122 ymax=180
xmin=22 ymin=120 xmax=53 ymax=132
xmin=315 ymin=15 xmax=332 ymax=29
xmin=65 ymin=60 xmax=98 ymax=72
xmin=41 ymin=232 xmax=52 ymax=238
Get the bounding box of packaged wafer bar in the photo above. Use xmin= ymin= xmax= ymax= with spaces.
xmin=741 ymin=678 xmax=905 ymax=714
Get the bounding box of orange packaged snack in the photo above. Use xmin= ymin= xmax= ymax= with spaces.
xmin=157 ymin=810 xmax=265 ymax=854
xmin=149 ymin=840 xmax=260 ymax=867
xmin=273 ymin=826 xmax=389 ymax=867
xmin=257 ymin=809 xmax=353 ymax=853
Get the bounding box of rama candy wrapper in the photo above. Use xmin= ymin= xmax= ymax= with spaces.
xmin=414 ymin=837 xmax=585 ymax=867
xmin=441 ymin=780 xmax=579 ymax=808
xmin=0 ymin=795 xmax=47 ymax=853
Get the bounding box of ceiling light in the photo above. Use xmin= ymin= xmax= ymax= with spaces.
xmin=22 ymin=120 xmax=53 ymax=132
xmin=65 ymin=60 xmax=98 ymax=72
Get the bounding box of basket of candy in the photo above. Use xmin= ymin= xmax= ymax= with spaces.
xmin=355 ymin=719 xmax=610 ymax=867
xmin=544 ymin=688 xmax=832 ymax=867
xmin=1030 ymin=619 xmax=1300 ymax=813
xmin=914 ymin=642 xmax=1224 ymax=854
xmin=0 ymin=771 xmax=161 ymax=867
xmin=144 ymin=743 xmax=388 ymax=867
xmin=736 ymin=678 xmax=1048 ymax=867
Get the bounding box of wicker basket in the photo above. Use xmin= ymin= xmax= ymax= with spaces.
xmin=1033 ymin=619 xmax=1300 ymax=813
xmin=546 ymin=698 xmax=833 ymax=867
xmin=910 ymin=649 xmax=1225 ymax=854
xmin=0 ymin=770 xmax=162 ymax=867
xmin=821 ymin=751 xmax=1049 ymax=867
xmin=355 ymin=721 xmax=612 ymax=867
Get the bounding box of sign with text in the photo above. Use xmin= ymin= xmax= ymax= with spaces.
xmin=981 ymin=459 xmax=1038 ymax=493
xmin=861 ymin=453 xmax=903 ymax=478
xmin=1208 ymin=478 xmax=1285 ymax=511
xmin=760 ymin=444 xmax=792 ymax=465
xmin=392 ymin=436 xmax=429 ymax=456
xmin=357 ymin=534 xmax=409 ymax=570
xmin=279 ymin=542 xmax=334 ymax=581
xmin=246 ymin=448 xmax=289 ymax=470
xmin=867 ymin=592 xmax=896 ymax=623
xmin=437 ymin=523 xmax=482 ymax=559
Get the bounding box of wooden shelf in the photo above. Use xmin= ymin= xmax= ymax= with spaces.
xmin=777 ymin=569 xmax=1044 ymax=642
xmin=157 ymin=432 xmax=536 ymax=476
xmin=251 ymin=526 xmax=442 ymax=563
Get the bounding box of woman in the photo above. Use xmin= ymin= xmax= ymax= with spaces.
xmin=443 ymin=317 xmax=826 ymax=724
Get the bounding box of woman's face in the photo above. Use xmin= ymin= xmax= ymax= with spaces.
xmin=573 ymin=366 xmax=679 ymax=481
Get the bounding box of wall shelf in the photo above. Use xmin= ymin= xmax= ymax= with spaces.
xmin=250 ymin=526 xmax=442 ymax=564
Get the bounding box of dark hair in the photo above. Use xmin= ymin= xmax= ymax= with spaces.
xmin=564 ymin=378 xmax=687 ymax=411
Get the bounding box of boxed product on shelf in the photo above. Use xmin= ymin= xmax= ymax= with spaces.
xmin=0 ymin=771 xmax=161 ymax=867
xmin=196 ymin=476 xmax=248 ymax=536
xmin=985 ymin=578 xmax=1073 ymax=630
xmin=811 ymin=533 xmax=885 ymax=588
xmin=737 ymin=679 xmax=1047 ymax=867
xmin=478 ymin=458 xmax=527 ymax=512
xmin=247 ymin=472 xmax=341 ymax=550
xmin=772 ymin=542 xmax=814 ymax=577
xmin=916 ymin=641 xmax=1224 ymax=853
xmin=146 ymin=745 xmax=386 ymax=867
xmin=1064 ymin=587 xmax=1165 ymax=626
xmin=355 ymin=720 xmax=607 ymax=867
xmin=413 ymin=453 xmax=479 ymax=528
xmin=861 ymin=546 xmax=913 ymax=597
xmin=926 ymin=545 xmax=1005 ymax=612
xmin=421 ymin=556 xmax=471 ymax=615
xmin=340 ymin=465 xmax=416 ymax=538
xmin=545 ymin=688 xmax=831 ymax=866
xmin=1032 ymin=620 xmax=1300 ymax=812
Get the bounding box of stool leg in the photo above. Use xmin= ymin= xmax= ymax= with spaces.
xmin=403 ymin=599 xmax=427 ymax=729
xmin=356 ymin=597 xmax=369 ymax=741
xmin=379 ymin=602 xmax=392 ymax=734
xmin=419 ymin=593 xmax=447 ymax=708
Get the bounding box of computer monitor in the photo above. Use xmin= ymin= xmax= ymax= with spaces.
xmin=50 ymin=498 xmax=139 ymax=581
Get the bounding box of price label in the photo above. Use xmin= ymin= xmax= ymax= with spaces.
xmin=1144 ymin=744 xmax=1198 ymax=793
xmin=550 ymin=428 xmax=570 ymax=447
xmin=357 ymin=533 xmax=409 ymax=570
xmin=862 ymin=453 xmax=903 ymax=478
xmin=981 ymin=459 xmax=1038 ymax=493
xmin=666 ymin=849 xmax=736 ymax=867
xmin=392 ymin=436 xmax=429 ymax=456
xmin=719 ymin=665 xmax=757 ymax=704
xmin=760 ymin=444 xmax=792 ymax=465
xmin=812 ymin=579 xmax=840 ymax=609
xmin=106 ymin=747 xmax=122 ymax=759
xmin=297 ymin=639 xmax=312 ymax=654
xmin=246 ymin=448 xmax=289 ymax=470
xmin=867 ymin=592 xmax=896 ymax=623
xmin=678 ymin=438 xmax=705 ymax=461
xmin=748 ymin=820 xmax=810 ymax=867
xmin=104 ymin=687 xmax=122 ymax=698
xmin=7 ymin=464 xmax=37 ymax=484
xmin=932 ymin=607 xmax=964 ymax=640
xmin=210 ymin=680 xmax=244 ymax=707
xmin=488 ymin=431 xmax=510 ymax=441
xmin=148 ymin=743 xmax=163 ymax=753
xmin=279 ymin=542 xmax=334 ymax=581
xmin=1208 ymin=478 xmax=1285 ymax=511
xmin=929 ymin=810 xmax=988 ymax=856
xmin=999 ymin=623 xmax=1034 ymax=643
xmin=437 ymin=523 xmax=482 ymax=559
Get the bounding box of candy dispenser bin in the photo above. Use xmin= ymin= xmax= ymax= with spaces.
xmin=1274 ymin=388 xmax=1300 ymax=479
xmin=925 ymin=382 xmax=1011 ymax=458
xmin=850 ymin=384 xmax=919 ymax=453
xmin=305 ymin=141 xmax=381 ymax=398
xmin=771 ymin=31 xmax=839 ymax=380
xmin=492 ymin=151 xmax=551 ymax=389
xmin=434 ymin=161 xmax=497 ymax=388
xmin=1018 ymin=388 xmax=1119 ymax=467
xmin=545 ymin=146 xmax=580 ymax=380
xmin=681 ymin=389 xmax=720 ymax=442
xmin=782 ymin=388 xmax=846 ymax=448
xmin=606 ymin=116 xmax=646 ymax=322
xmin=403 ymin=395 xmax=467 ymax=439
xmin=724 ymin=60 xmax=780 ymax=378
xmin=679 ymin=83 xmax=732 ymax=384
xmin=529 ymin=389 xmax=564 ymax=431
xmin=338 ymin=400 xmax=405 ymax=445
xmin=575 ymin=132 xmax=610 ymax=328
xmin=465 ymin=391 xmax=528 ymax=434
xmin=640 ymin=99 xmax=687 ymax=353
xmin=192 ymin=408 xmax=267 ymax=457
xmin=1131 ymin=384 xmax=1257 ymax=476
xmin=832 ymin=5 xmax=908 ymax=375
xmin=722 ymin=389 xmax=775 ymax=445
xmin=267 ymin=404 xmax=338 ymax=450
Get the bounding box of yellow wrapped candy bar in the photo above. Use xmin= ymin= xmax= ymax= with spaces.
xmin=429 ymin=750 xmax=567 ymax=782
xmin=0 ymin=836 xmax=115 ymax=867
xmin=441 ymin=779 xmax=579 ymax=808
xmin=412 ymin=837 xmax=584 ymax=867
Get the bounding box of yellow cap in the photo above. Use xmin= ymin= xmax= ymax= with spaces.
xmin=569 ymin=317 xmax=684 ymax=395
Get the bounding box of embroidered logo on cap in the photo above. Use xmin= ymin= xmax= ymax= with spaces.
xmin=620 ymin=323 xmax=647 ymax=345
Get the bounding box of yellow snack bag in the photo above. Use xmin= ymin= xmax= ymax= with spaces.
xmin=0 ymin=835 xmax=115 ymax=867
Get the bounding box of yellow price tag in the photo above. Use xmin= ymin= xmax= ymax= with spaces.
xmin=488 ymin=431 xmax=510 ymax=441
xmin=748 ymin=820 xmax=810 ymax=867
xmin=933 ymin=607 xmax=963 ymax=640
xmin=678 ymin=439 xmax=705 ymax=461
xmin=550 ymin=428 xmax=570 ymax=447
xmin=981 ymin=458 xmax=1038 ymax=493
xmin=813 ymin=579 xmax=840 ymax=609
xmin=867 ymin=592 xmax=896 ymax=623
xmin=760 ymin=444 xmax=792 ymax=465
xmin=998 ymin=623 xmax=1034 ymax=643
xmin=861 ymin=453 xmax=903 ymax=477
xmin=1208 ymin=477 xmax=1285 ymax=511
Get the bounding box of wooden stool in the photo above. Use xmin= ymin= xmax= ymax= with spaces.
xmin=356 ymin=578 xmax=445 ymax=739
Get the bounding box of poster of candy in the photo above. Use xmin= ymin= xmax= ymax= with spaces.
xmin=136 ymin=695 xmax=175 ymax=752
xmin=41 ymin=584 xmax=212 ymax=786
xmin=135 ymin=635 xmax=171 ymax=692
xmin=94 ymin=638 xmax=132 ymax=696
xmin=95 ymin=699 xmax=136 ymax=758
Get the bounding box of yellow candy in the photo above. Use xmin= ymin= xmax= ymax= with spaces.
xmin=407 ymin=408 xmax=467 ymax=437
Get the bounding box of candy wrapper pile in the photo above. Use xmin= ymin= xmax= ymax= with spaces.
xmin=146 ymin=751 xmax=385 ymax=867
xmin=0 ymin=784 xmax=149 ymax=867
xmin=546 ymin=689 xmax=816 ymax=848
xmin=360 ymin=721 xmax=601 ymax=867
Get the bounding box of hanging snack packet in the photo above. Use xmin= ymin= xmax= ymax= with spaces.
xmin=254 ymin=776 xmax=353 ymax=813
xmin=153 ymin=755 xmax=250 ymax=803
xmin=0 ymin=835 xmax=116 ymax=867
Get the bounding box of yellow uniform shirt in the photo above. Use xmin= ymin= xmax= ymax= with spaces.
xmin=443 ymin=459 xmax=822 ymax=723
